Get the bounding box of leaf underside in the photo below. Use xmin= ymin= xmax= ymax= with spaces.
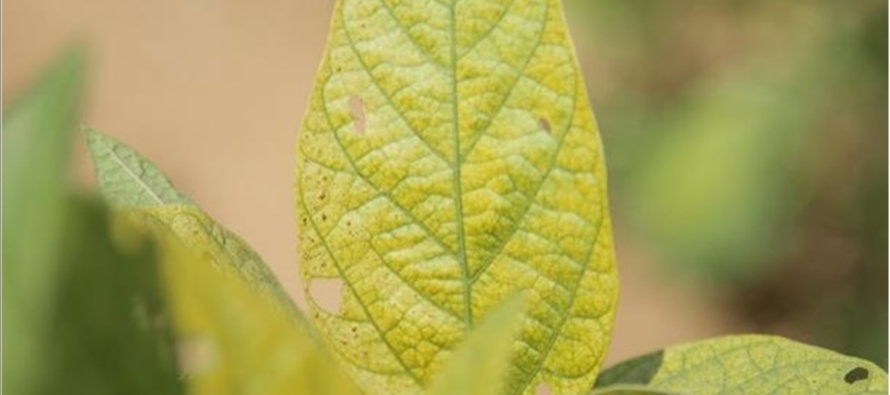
xmin=296 ymin=0 xmax=617 ymax=394
xmin=595 ymin=335 xmax=889 ymax=395
xmin=86 ymin=130 xmax=294 ymax=310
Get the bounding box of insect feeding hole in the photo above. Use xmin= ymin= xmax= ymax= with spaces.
xmin=349 ymin=95 xmax=366 ymax=134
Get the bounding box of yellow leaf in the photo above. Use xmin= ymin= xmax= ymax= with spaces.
xmin=296 ymin=1 xmax=618 ymax=394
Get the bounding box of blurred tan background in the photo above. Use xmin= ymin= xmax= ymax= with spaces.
xmin=4 ymin=0 xmax=886 ymax=367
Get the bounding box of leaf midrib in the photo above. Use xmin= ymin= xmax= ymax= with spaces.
xmin=448 ymin=1 xmax=474 ymax=331
xmin=104 ymin=142 xmax=165 ymax=205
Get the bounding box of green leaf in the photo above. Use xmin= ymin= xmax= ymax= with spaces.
xmin=428 ymin=295 xmax=524 ymax=395
xmin=45 ymin=197 xmax=184 ymax=395
xmin=296 ymin=0 xmax=618 ymax=394
xmin=1 ymin=47 xmax=85 ymax=395
xmin=85 ymin=129 xmax=192 ymax=206
xmin=595 ymin=335 xmax=889 ymax=395
xmin=86 ymin=129 xmax=294 ymax=310
xmin=118 ymin=210 xmax=362 ymax=395
xmin=626 ymin=76 xmax=806 ymax=283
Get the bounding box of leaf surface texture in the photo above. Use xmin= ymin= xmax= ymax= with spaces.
xmin=595 ymin=335 xmax=889 ymax=395
xmin=297 ymin=0 xmax=617 ymax=393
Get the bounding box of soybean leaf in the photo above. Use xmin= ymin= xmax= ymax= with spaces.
xmin=296 ymin=0 xmax=618 ymax=394
xmin=594 ymin=335 xmax=888 ymax=395
xmin=85 ymin=129 xmax=191 ymax=206
xmin=591 ymin=385 xmax=678 ymax=395
xmin=118 ymin=210 xmax=362 ymax=395
xmin=428 ymin=295 xmax=524 ymax=395
xmin=46 ymin=197 xmax=183 ymax=395
xmin=86 ymin=129 xmax=293 ymax=310
xmin=1 ymin=48 xmax=85 ymax=394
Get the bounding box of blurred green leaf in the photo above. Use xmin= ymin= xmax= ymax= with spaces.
xmin=45 ymin=197 xmax=184 ymax=395
xmin=1 ymin=47 xmax=85 ymax=394
xmin=595 ymin=335 xmax=888 ymax=394
xmin=86 ymin=129 xmax=295 ymax=311
xmin=627 ymin=76 xmax=806 ymax=283
xmin=1 ymin=47 xmax=183 ymax=395
xmin=428 ymin=295 xmax=524 ymax=395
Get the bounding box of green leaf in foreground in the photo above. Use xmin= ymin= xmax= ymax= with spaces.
xmin=46 ymin=197 xmax=183 ymax=395
xmin=428 ymin=295 xmax=524 ymax=395
xmin=117 ymin=211 xmax=362 ymax=395
xmin=86 ymin=129 xmax=293 ymax=310
xmin=595 ymin=334 xmax=889 ymax=395
xmin=1 ymin=47 xmax=84 ymax=395
xmin=296 ymin=0 xmax=618 ymax=394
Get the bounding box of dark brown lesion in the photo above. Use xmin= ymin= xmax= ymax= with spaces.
xmin=843 ymin=366 xmax=869 ymax=384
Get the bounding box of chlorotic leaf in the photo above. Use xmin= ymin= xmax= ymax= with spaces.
xmin=86 ymin=129 xmax=293 ymax=310
xmin=1 ymin=48 xmax=84 ymax=395
xmin=117 ymin=211 xmax=362 ymax=395
xmin=296 ymin=0 xmax=617 ymax=394
xmin=594 ymin=335 xmax=889 ymax=395
xmin=428 ymin=295 xmax=524 ymax=395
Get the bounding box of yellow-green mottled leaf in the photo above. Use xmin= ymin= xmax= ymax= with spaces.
xmin=591 ymin=385 xmax=678 ymax=395
xmin=428 ymin=295 xmax=524 ymax=395
xmin=86 ymin=130 xmax=293 ymax=310
xmin=296 ymin=1 xmax=617 ymax=394
xmin=595 ymin=335 xmax=888 ymax=395
xmin=118 ymin=211 xmax=363 ymax=395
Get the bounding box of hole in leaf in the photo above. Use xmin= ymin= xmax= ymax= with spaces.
xmin=177 ymin=337 xmax=217 ymax=374
xmin=349 ymin=95 xmax=366 ymax=133
xmin=535 ymin=383 xmax=551 ymax=395
xmin=309 ymin=278 xmax=344 ymax=313
xmin=538 ymin=117 xmax=551 ymax=134
xmin=844 ymin=366 xmax=869 ymax=384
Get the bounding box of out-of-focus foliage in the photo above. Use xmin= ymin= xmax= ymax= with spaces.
xmin=427 ymin=295 xmax=524 ymax=395
xmin=567 ymin=0 xmax=887 ymax=368
xmin=2 ymin=47 xmax=83 ymax=395
xmin=1 ymin=49 xmax=183 ymax=395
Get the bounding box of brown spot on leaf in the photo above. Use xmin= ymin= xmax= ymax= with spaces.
xmin=539 ymin=117 xmax=551 ymax=133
